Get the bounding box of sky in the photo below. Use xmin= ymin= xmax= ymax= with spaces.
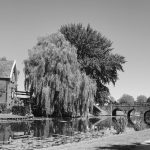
xmin=0 ymin=0 xmax=150 ymax=100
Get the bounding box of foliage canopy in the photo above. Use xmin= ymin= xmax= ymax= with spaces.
xmin=136 ymin=95 xmax=147 ymax=103
xmin=60 ymin=23 xmax=126 ymax=105
xmin=24 ymin=32 xmax=97 ymax=117
xmin=118 ymin=94 xmax=134 ymax=105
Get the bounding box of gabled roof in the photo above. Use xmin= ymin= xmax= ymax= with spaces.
xmin=0 ymin=60 xmax=16 ymax=79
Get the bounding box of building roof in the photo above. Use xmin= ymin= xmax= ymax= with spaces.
xmin=0 ymin=60 xmax=16 ymax=79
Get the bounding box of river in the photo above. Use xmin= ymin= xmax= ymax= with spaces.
xmin=0 ymin=115 xmax=150 ymax=149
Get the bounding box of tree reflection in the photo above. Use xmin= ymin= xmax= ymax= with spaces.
xmin=0 ymin=124 xmax=12 ymax=144
xmin=0 ymin=115 xmax=150 ymax=144
xmin=129 ymin=116 xmax=148 ymax=131
xmin=112 ymin=117 xmax=127 ymax=134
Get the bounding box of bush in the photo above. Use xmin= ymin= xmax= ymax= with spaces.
xmin=12 ymin=106 xmax=26 ymax=116
xmin=0 ymin=103 xmax=7 ymax=113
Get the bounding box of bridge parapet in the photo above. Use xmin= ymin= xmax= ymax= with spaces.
xmin=112 ymin=102 xmax=150 ymax=107
xmin=111 ymin=102 xmax=150 ymax=117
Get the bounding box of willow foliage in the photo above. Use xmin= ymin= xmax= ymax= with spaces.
xmin=24 ymin=32 xmax=97 ymax=117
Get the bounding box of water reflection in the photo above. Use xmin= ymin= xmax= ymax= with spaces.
xmin=31 ymin=118 xmax=92 ymax=138
xmin=144 ymin=111 xmax=150 ymax=125
xmin=0 ymin=123 xmax=12 ymax=144
xmin=0 ymin=115 xmax=150 ymax=144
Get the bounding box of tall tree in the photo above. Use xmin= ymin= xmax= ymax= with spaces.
xmin=0 ymin=57 xmax=7 ymax=61
xmin=118 ymin=94 xmax=134 ymax=105
xmin=24 ymin=32 xmax=97 ymax=117
xmin=136 ymin=95 xmax=147 ymax=103
xmin=60 ymin=24 xmax=126 ymax=105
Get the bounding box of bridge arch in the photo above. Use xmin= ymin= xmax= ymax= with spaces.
xmin=126 ymin=109 xmax=136 ymax=126
xmin=112 ymin=108 xmax=122 ymax=116
xmin=144 ymin=110 xmax=150 ymax=125
xmin=127 ymin=109 xmax=135 ymax=119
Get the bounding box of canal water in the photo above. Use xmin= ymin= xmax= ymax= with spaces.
xmin=0 ymin=115 xmax=150 ymax=148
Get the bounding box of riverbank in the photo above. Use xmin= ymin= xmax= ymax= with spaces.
xmin=1 ymin=128 xmax=150 ymax=150
xmin=0 ymin=116 xmax=150 ymax=150
xmin=45 ymin=128 xmax=150 ymax=150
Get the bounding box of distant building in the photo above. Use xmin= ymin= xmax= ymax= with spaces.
xmin=0 ymin=60 xmax=18 ymax=111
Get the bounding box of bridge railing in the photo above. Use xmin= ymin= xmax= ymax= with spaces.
xmin=112 ymin=102 xmax=150 ymax=107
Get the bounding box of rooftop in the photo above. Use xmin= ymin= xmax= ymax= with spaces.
xmin=0 ymin=60 xmax=16 ymax=79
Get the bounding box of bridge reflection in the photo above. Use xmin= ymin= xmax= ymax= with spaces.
xmin=111 ymin=116 xmax=148 ymax=133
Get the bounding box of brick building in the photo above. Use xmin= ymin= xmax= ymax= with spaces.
xmin=0 ymin=60 xmax=18 ymax=111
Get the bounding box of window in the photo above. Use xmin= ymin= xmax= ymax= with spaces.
xmin=11 ymin=88 xmax=14 ymax=99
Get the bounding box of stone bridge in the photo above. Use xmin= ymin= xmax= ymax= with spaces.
xmin=111 ymin=102 xmax=150 ymax=119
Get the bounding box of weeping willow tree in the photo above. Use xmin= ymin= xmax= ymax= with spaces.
xmin=24 ymin=32 xmax=97 ymax=117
